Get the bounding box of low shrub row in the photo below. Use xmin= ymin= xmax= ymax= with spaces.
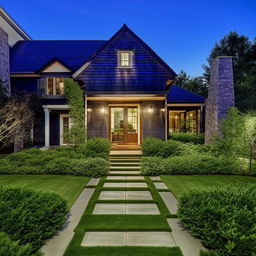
xmin=178 ymin=184 xmax=256 ymax=256
xmin=0 ymin=137 xmax=110 ymax=177
xmin=141 ymin=154 xmax=244 ymax=175
xmin=0 ymin=156 xmax=109 ymax=177
xmin=169 ymin=132 xmax=205 ymax=144
xmin=0 ymin=186 xmax=68 ymax=253
xmin=0 ymin=232 xmax=42 ymax=256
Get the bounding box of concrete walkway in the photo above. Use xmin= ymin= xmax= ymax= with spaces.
xmin=41 ymin=187 xmax=95 ymax=256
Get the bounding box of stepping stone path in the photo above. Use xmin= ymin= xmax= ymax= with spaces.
xmin=80 ymin=151 xmax=205 ymax=256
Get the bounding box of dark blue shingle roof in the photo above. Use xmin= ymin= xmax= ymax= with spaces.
xmin=10 ymin=40 xmax=107 ymax=73
xmin=167 ymin=85 xmax=205 ymax=103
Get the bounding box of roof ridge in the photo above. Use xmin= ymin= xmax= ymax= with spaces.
xmin=16 ymin=40 xmax=107 ymax=42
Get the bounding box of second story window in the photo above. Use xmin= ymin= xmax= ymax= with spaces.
xmin=47 ymin=77 xmax=64 ymax=95
xmin=118 ymin=51 xmax=133 ymax=68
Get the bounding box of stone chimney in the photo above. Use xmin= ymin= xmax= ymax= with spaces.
xmin=0 ymin=26 xmax=10 ymax=95
xmin=205 ymin=56 xmax=235 ymax=143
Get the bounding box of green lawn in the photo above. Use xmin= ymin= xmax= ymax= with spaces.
xmin=161 ymin=175 xmax=256 ymax=198
xmin=0 ymin=175 xmax=89 ymax=208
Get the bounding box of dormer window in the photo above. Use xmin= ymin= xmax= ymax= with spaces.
xmin=118 ymin=51 xmax=133 ymax=68
xmin=47 ymin=77 xmax=64 ymax=95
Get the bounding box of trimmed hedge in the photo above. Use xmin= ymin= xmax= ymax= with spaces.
xmin=170 ymin=132 xmax=205 ymax=144
xmin=0 ymin=186 xmax=68 ymax=252
xmin=178 ymin=185 xmax=256 ymax=256
xmin=0 ymin=232 xmax=41 ymax=256
xmin=141 ymin=154 xmax=244 ymax=175
xmin=142 ymin=137 xmax=182 ymax=157
xmin=0 ymin=137 xmax=110 ymax=177
xmin=45 ymin=157 xmax=109 ymax=177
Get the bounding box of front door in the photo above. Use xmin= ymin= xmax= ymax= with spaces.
xmin=110 ymin=106 xmax=138 ymax=144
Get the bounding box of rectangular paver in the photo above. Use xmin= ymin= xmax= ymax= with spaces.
xmin=126 ymin=182 xmax=147 ymax=188
xmin=106 ymin=176 xmax=126 ymax=180
xmin=103 ymin=182 xmax=126 ymax=188
xmin=81 ymin=232 xmax=125 ymax=246
xmin=81 ymin=232 xmax=175 ymax=247
xmin=87 ymin=178 xmax=100 ymax=186
xmin=154 ymin=182 xmax=168 ymax=190
xmin=126 ymin=203 xmax=160 ymax=214
xmin=106 ymin=176 xmax=144 ymax=180
xmin=99 ymin=191 xmax=125 ymax=200
xmin=126 ymin=191 xmax=152 ymax=200
xmin=93 ymin=203 xmax=159 ymax=214
xmin=126 ymin=232 xmax=175 ymax=247
xmin=150 ymin=176 xmax=161 ymax=181
xmin=159 ymin=192 xmax=178 ymax=214
xmin=93 ymin=203 xmax=125 ymax=214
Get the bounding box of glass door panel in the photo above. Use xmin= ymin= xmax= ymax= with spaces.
xmin=111 ymin=107 xmax=124 ymax=143
xmin=127 ymin=107 xmax=138 ymax=144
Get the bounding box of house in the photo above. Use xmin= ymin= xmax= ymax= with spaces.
xmin=0 ymin=7 xmax=234 ymax=149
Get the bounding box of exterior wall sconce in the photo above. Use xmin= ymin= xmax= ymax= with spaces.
xmin=160 ymin=108 xmax=165 ymax=112
xmin=100 ymin=107 xmax=106 ymax=114
xmin=148 ymin=105 xmax=153 ymax=113
xmin=87 ymin=108 xmax=92 ymax=112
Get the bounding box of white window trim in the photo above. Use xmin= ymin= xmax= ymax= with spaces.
xmin=60 ymin=114 xmax=71 ymax=145
xmin=118 ymin=50 xmax=134 ymax=68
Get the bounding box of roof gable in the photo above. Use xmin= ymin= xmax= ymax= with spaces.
xmin=38 ymin=58 xmax=72 ymax=73
xmin=10 ymin=40 xmax=107 ymax=73
xmin=76 ymin=25 xmax=176 ymax=93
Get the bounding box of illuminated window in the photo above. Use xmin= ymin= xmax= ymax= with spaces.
xmin=47 ymin=77 xmax=64 ymax=95
xmin=118 ymin=51 xmax=133 ymax=67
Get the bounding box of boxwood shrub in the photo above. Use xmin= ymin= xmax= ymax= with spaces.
xmin=142 ymin=137 xmax=182 ymax=157
xmin=0 ymin=232 xmax=41 ymax=256
xmin=178 ymin=184 xmax=256 ymax=256
xmin=79 ymin=137 xmax=111 ymax=160
xmin=0 ymin=186 xmax=68 ymax=252
xmin=170 ymin=132 xmax=205 ymax=144
xmin=141 ymin=154 xmax=243 ymax=175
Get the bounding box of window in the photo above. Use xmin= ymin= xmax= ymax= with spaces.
xmin=169 ymin=109 xmax=200 ymax=134
xmin=118 ymin=51 xmax=133 ymax=68
xmin=47 ymin=77 xmax=64 ymax=95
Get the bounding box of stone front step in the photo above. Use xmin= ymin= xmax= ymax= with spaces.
xmin=106 ymin=176 xmax=144 ymax=180
xmin=110 ymin=166 xmax=141 ymax=170
xmin=109 ymin=171 xmax=141 ymax=175
xmin=110 ymin=158 xmax=141 ymax=162
xmin=110 ymin=162 xmax=141 ymax=166
xmin=81 ymin=231 xmax=175 ymax=247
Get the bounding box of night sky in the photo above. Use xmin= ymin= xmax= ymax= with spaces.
xmin=1 ymin=0 xmax=256 ymax=76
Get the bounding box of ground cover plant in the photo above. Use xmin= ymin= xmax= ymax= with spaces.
xmin=0 ymin=186 xmax=68 ymax=253
xmin=0 ymin=137 xmax=110 ymax=177
xmin=178 ymin=184 xmax=256 ymax=256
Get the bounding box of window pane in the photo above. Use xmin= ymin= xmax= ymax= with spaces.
xmin=47 ymin=78 xmax=54 ymax=95
xmin=56 ymin=78 xmax=64 ymax=95
xmin=128 ymin=107 xmax=137 ymax=134
xmin=120 ymin=52 xmax=132 ymax=67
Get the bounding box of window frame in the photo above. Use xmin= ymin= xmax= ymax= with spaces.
xmin=118 ymin=50 xmax=134 ymax=68
xmin=46 ymin=77 xmax=65 ymax=96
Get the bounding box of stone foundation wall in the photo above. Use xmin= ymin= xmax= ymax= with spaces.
xmin=205 ymin=56 xmax=235 ymax=143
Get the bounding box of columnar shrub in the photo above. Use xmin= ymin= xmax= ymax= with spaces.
xmin=178 ymin=185 xmax=256 ymax=256
xmin=0 ymin=186 xmax=68 ymax=252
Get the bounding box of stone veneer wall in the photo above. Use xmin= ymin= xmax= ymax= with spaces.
xmin=205 ymin=56 xmax=235 ymax=143
xmin=0 ymin=26 xmax=10 ymax=94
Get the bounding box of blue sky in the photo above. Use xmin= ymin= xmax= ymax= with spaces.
xmin=1 ymin=0 xmax=256 ymax=76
